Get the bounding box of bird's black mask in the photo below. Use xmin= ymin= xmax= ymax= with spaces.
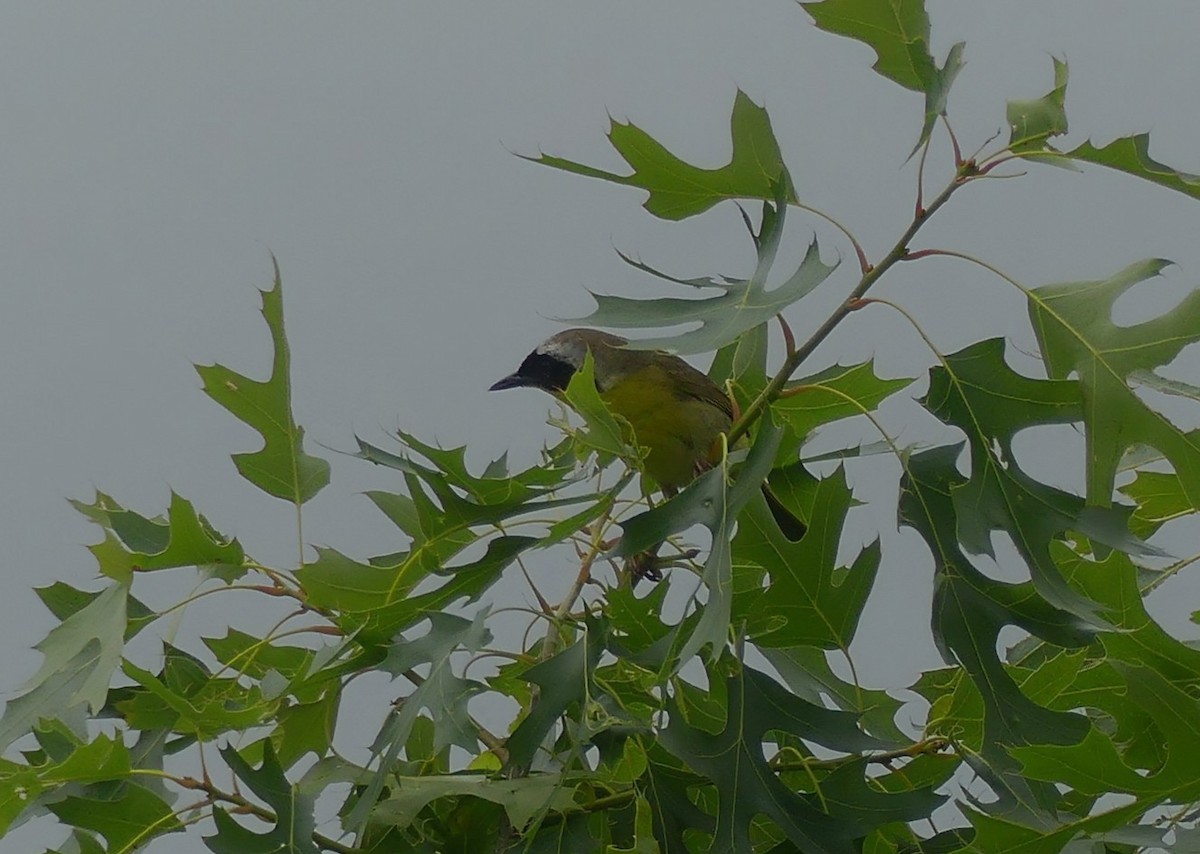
xmin=490 ymin=351 xmax=576 ymax=394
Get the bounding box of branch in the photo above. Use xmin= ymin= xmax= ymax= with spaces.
xmin=769 ymin=736 xmax=952 ymax=773
xmin=176 ymin=774 xmax=357 ymax=854
xmin=727 ymin=165 xmax=976 ymax=445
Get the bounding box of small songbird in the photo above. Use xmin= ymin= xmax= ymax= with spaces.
xmin=491 ymin=328 xmax=807 ymax=541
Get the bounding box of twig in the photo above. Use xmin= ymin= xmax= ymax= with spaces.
xmin=727 ymin=166 xmax=974 ymax=446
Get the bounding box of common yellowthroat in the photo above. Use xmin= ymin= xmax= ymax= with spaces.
xmin=491 ymin=328 xmax=807 ymax=541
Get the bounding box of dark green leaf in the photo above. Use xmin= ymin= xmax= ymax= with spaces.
xmin=803 ymin=0 xmax=937 ymax=91
xmin=117 ymin=652 xmax=276 ymax=739
xmin=773 ymin=361 xmax=914 ymax=461
xmin=762 ymin=646 xmax=906 ymax=743
xmin=899 ymin=445 xmax=1093 ymax=756
xmin=1120 ymin=468 xmax=1196 ymax=538
xmin=68 ymin=491 xmax=245 ymax=582
xmin=196 ymin=261 xmax=330 ymax=504
xmin=659 ymin=664 xmax=920 ymax=854
xmin=733 ymin=468 xmax=877 ymax=650
xmin=205 ymin=742 xmax=319 ymax=853
xmin=346 ymin=611 xmax=493 ymax=835
xmin=563 ymin=351 xmax=641 ymax=463
xmin=371 ymin=773 xmax=577 ymax=832
xmin=0 ymin=730 xmax=132 ymax=835
xmin=505 ymin=624 xmax=605 ymax=772
xmin=923 ymin=338 xmax=1155 ymax=617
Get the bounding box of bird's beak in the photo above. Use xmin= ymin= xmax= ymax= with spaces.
xmin=489 ymin=373 xmax=527 ymax=391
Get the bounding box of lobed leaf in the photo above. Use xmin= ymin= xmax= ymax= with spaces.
xmin=923 ymin=338 xmax=1156 ymax=618
xmin=802 ymin=0 xmax=965 ymax=149
xmin=658 ymin=663 xmax=928 ymax=854
xmin=1029 ymin=259 xmax=1200 ymax=510
xmin=1066 ymin=132 xmax=1200 ymax=200
xmin=732 ymin=467 xmax=877 ymax=651
xmin=571 ymin=195 xmax=838 ymax=355
xmin=205 ymin=742 xmax=320 ymax=854
xmin=346 ymin=611 xmax=493 ymax=835
xmin=0 ymin=582 xmax=129 ymax=751
xmin=1007 ymin=57 xmax=1069 ymax=154
xmin=898 ymin=444 xmax=1095 ymax=760
xmin=196 ymin=261 xmax=330 ymax=505
xmin=530 ymin=90 xmax=791 ymax=220
xmin=69 ymin=491 xmax=245 ymax=583
xmin=296 ymin=537 xmax=533 ymax=643
xmin=50 ymin=783 xmax=182 ymax=853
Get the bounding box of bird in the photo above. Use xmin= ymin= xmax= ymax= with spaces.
xmin=490 ymin=328 xmax=808 ymax=553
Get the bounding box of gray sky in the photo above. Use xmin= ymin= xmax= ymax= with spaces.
xmin=3 ymin=3 xmax=1200 ymax=850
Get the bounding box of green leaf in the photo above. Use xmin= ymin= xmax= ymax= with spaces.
xmin=898 ymin=445 xmax=1094 ymax=757
xmin=802 ymin=0 xmax=937 ymax=92
xmin=205 ymin=742 xmax=320 ymax=854
xmin=1066 ymin=132 xmax=1200 ymax=200
xmin=733 ymin=468 xmax=877 ymax=650
xmin=1008 ymin=57 xmax=1069 ymax=153
xmin=773 ymin=360 xmax=914 ymax=460
xmin=1047 ymin=544 xmax=1200 ymax=729
xmin=0 ymin=582 xmax=129 ymax=750
xmin=0 ymin=648 xmax=94 ymax=756
xmin=49 ymin=783 xmax=182 ymax=853
xmin=379 ymin=611 xmax=492 ymax=752
xmin=923 ymin=338 xmax=1156 ymax=618
xmin=530 ymin=89 xmax=792 ymax=220
xmin=563 ymin=351 xmax=641 ymax=462
xmin=202 ymin=628 xmax=315 ymax=688
xmin=196 ymin=261 xmax=330 ymax=504
xmin=370 ymin=773 xmax=578 ymax=833
xmin=69 ymin=491 xmax=245 ymax=582
xmin=296 ymin=536 xmax=533 ymax=643
xmin=0 ymin=729 xmax=132 ymax=836
xmin=45 ymin=829 xmax=107 ymax=854
xmin=991 ymin=665 xmax=1198 ymax=850
xmin=117 ymin=649 xmax=276 ymax=739
xmin=273 ymin=690 xmax=340 ymax=768
xmin=346 ymin=611 xmax=493 ymax=835
xmin=659 ymin=664 xmax=925 ymax=854
xmin=34 ymin=582 xmax=154 ymax=641
xmin=571 ymin=196 xmax=838 ymax=355
xmin=393 ymin=430 xmax=578 ymax=504
xmin=605 ymin=794 xmax=661 ymax=854
xmin=1030 ymin=259 xmax=1200 ymax=509
xmin=761 ymin=645 xmax=907 ymax=743
xmin=802 ymin=0 xmax=965 ymax=148
xmin=353 ymin=434 xmax=589 ymax=559
xmin=505 ymin=623 xmax=605 ymax=772
xmin=1120 ymin=469 xmax=1196 ymax=538
xmin=615 ymin=413 xmax=784 ymax=664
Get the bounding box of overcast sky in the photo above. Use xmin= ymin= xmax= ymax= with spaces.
xmin=3 ymin=3 xmax=1200 ymax=851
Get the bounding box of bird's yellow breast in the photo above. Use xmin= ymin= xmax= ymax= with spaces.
xmin=600 ymin=364 xmax=731 ymax=489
